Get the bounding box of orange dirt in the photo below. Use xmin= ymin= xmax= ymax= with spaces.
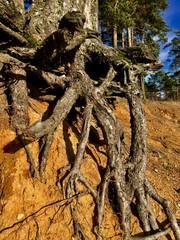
xmin=0 ymin=91 xmax=179 ymax=240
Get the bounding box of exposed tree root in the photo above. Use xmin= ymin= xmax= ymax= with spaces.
xmin=129 ymin=227 xmax=171 ymax=240
xmin=39 ymin=131 xmax=56 ymax=177
xmin=18 ymin=135 xmax=37 ymax=177
xmin=71 ymin=202 xmax=87 ymax=240
xmin=145 ymin=179 xmax=180 ymax=240
xmin=0 ymin=22 xmax=28 ymax=46
xmin=2 ymin=63 xmax=29 ymax=132
xmin=60 ymin=102 xmax=97 ymax=199
xmin=1 ymin=19 xmax=180 ymax=239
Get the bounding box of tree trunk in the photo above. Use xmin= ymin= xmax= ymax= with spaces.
xmin=26 ymin=0 xmax=98 ymax=41
xmin=127 ymin=26 xmax=132 ymax=47
xmin=112 ymin=24 xmax=118 ymax=48
xmin=122 ymin=29 xmax=125 ymax=48
xmin=140 ymin=73 xmax=146 ymax=99
xmin=131 ymin=26 xmax=134 ymax=47
xmin=176 ymin=85 xmax=179 ymax=100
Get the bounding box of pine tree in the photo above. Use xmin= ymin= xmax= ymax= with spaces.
xmin=164 ymin=29 xmax=180 ymax=100
xmin=146 ymin=70 xmax=179 ymax=100
xmin=167 ymin=30 xmax=180 ymax=72
xmin=133 ymin=0 xmax=168 ymax=54
xmin=99 ymin=0 xmax=169 ymax=52
xmin=99 ymin=0 xmax=137 ymax=47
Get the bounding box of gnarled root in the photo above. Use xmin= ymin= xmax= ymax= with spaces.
xmin=145 ymin=179 xmax=180 ymax=240
xmin=2 ymin=32 xmax=179 ymax=240
xmin=60 ymin=102 xmax=97 ymax=198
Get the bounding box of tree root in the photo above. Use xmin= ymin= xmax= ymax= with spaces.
xmin=60 ymin=102 xmax=97 ymax=199
xmin=18 ymin=135 xmax=37 ymax=177
xmin=145 ymin=179 xmax=180 ymax=240
xmin=129 ymin=227 xmax=171 ymax=240
xmin=2 ymin=32 xmax=179 ymax=240
xmin=0 ymin=22 xmax=28 ymax=46
xmin=23 ymin=84 xmax=80 ymax=140
xmin=39 ymin=130 xmax=56 ymax=178
xmin=70 ymin=202 xmax=87 ymax=240
xmin=2 ymin=63 xmax=29 ymax=132
xmin=92 ymin=92 xmax=130 ymax=236
xmin=25 ymin=64 xmax=70 ymax=89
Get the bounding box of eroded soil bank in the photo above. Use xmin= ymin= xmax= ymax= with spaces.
xmin=0 ymin=93 xmax=179 ymax=239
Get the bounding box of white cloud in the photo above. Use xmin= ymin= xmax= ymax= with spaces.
xmin=159 ymin=50 xmax=168 ymax=62
xmin=166 ymin=32 xmax=176 ymax=43
xmin=153 ymin=36 xmax=159 ymax=41
xmin=159 ymin=32 xmax=176 ymax=66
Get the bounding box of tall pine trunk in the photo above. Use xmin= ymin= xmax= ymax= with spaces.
xmin=131 ymin=26 xmax=134 ymax=47
xmin=122 ymin=29 xmax=125 ymax=48
xmin=127 ymin=26 xmax=132 ymax=47
xmin=112 ymin=24 xmax=118 ymax=48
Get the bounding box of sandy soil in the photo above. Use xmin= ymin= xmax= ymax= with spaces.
xmin=0 ymin=91 xmax=179 ymax=240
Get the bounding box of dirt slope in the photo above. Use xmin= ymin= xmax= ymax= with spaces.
xmin=115 ymin=100 xmax=180 ymax=202
xmin=0 ymin=92 xmax=179 ymax=239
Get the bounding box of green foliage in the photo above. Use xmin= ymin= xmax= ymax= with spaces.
xmin=99 ymin=0 xmax=169 ymax=52
xmin=132 ymin=0 xmax=169 ymax=51
xmin=99 ymin=0 xmax=137 ymax=27
xmin=166 ymin=30 xmax=180 ymax=72
xmin=146 ymin=70 xmax=180 ymax=100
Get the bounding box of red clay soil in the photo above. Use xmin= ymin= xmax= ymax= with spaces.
xmin=0 ymin=92 xmax=179 ymax=240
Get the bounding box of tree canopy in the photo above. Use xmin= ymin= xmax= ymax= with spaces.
xmin=167 ymin=29 xmax=180 ymax=73
xmin=99 ymin=0 xmax=169 ymax=52
xmin=146 ymin=29 xmax=180 ymax=101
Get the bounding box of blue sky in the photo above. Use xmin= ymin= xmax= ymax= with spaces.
xmin=159 ymin=0 xmax=180 ymax=71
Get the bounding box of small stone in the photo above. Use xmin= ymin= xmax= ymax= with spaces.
xmin=17 ymin=213 xmax=24 ymax=220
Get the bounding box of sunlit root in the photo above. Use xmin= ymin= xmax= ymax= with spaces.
xmin=145 ymin=179 xmax=180 ymax=240
xmin=1 ymin=21 xmax=179 ymax=239
xmin=60 ymin=102 xmax=97 ymax=198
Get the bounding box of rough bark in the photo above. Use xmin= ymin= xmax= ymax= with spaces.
xmin=0 ymin=0 xmax=25 ymax=31
xmin=2 ymin=63 xmax=29 ymax=132
xmin=112 ymin=24 xmax=118 ymax=48
xmin=127 ymin=27 xmax=132 ymax=47
xmin=25 ymin=0 xmax=98 ymax=41
xmin=0 ymin=2 xmax=179 ymax=240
